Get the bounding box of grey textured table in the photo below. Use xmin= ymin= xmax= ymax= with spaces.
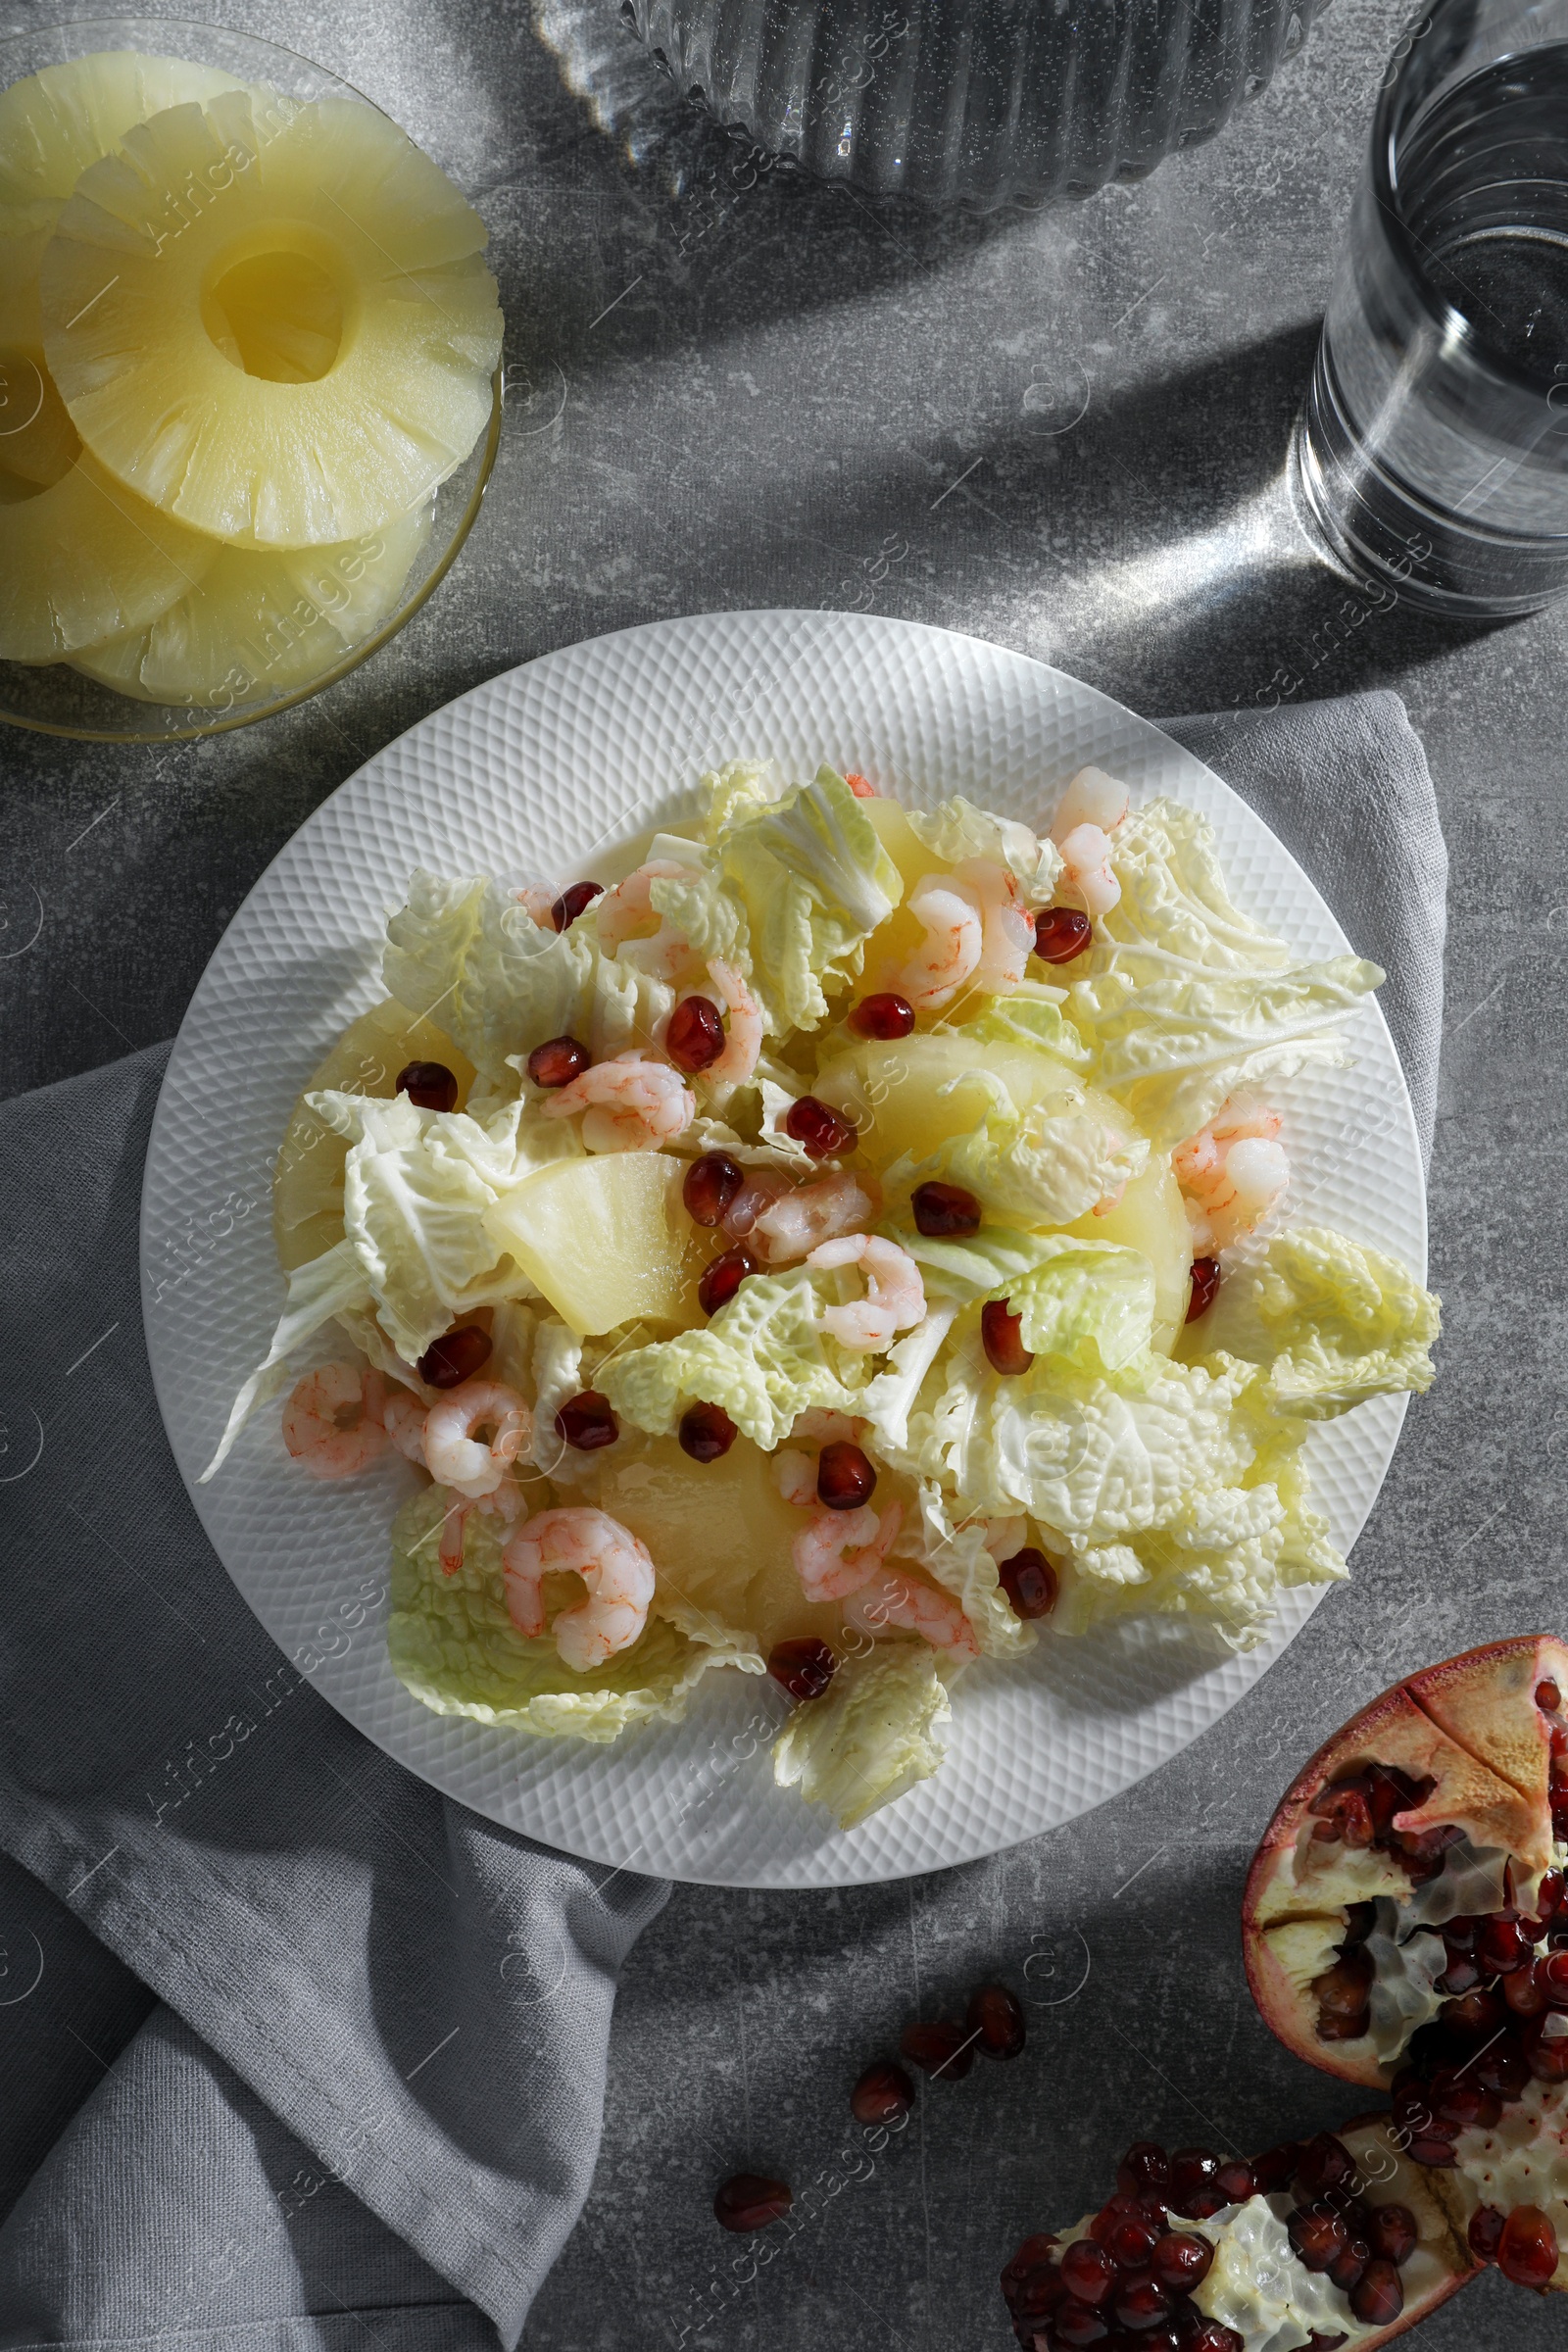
xmin=2 ymin=0 xmax=1564 ymax=2345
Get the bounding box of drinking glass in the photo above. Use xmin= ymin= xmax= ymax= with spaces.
xmin=1294 ymin=0 xmax=1568 ymax=616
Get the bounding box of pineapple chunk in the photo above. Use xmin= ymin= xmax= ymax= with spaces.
xmin=74 ymin=502 xmax=431 ymax=706
xmin=485 ymin=1157 xmax=715 ymax=1338
xmin=813 ymin=1031 xmax=1082 ymax=1174
xmin=1066 ymin=1157 xmax=1192 ymax=1354
xmin=0 ymin=51 xmax=242 ymax=236
xmin=42 ymin=87 xmax=503 ymax=547
xmin=0 ymin=444 xmax=212 ymax=662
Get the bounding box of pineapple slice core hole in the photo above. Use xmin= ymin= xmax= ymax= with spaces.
xmin=203 ymin=248 xmax=345 ymax=385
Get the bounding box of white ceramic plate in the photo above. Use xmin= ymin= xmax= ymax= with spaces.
xmin=142 ymin=612 xmax=1425 ymax=1888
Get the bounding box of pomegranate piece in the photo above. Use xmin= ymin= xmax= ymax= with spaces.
xmin=666 ymin=995 xmax=726 ymax=1073
xmin=678 ymin=1400 xmax=737 ymax=1462
xmin=712 ymin=2172 xmax=792 ymax=2231
xmin=1034 ymin=906 xmax=1092 ymax=963
xmin=966 ymin=1982 xmax=1026 ymax=2059
xmin=556 ymin=1391 xmax=618 ymax=1450
xmin=1497 ymin=2204 xmax=1560 ymax=2289
xmin=911 ymin=1179 xmax=982 ymax=1238
xmin=784 ymin=1095 xmax=858 ymax=1158
xmin=998 ymin=1546 xmax=1058 ymax=1621
xmin=851 ymin=991 xmax=915 ymax=1040
xmin=396 ymin=1058 xmax=459 ymax=1112
xmin=683 ymin=1152 xmax=744 ymax=1226
xmin=1186 ymin=1256 xmax=1221 ymax=1321
xmin=1058 ymin=2240 xmax=1117 ymax=2306
xmin=525 ymin=1035 xmax=590 ymax=1089
xmin=551 ymin=879 xmax=603 ymax=931
xmin=417 ymin=1324 xmax=493 ymax=1389
xmin=900 ymin=2019 xmax=975 ymax=2081
xmin=766 ymin=1637 xmax=836 ymax=1701
xmin=816 ymin=1440 xmax=877 ymax=1510
xmin=1349 ymin=2259 xmax=1402 ymax=2326
xmin=698 ymin=1245 xmax=754 ymax=1316
xmin=849 ymin=2059 xmax=914 ymax=2127
xmin=1366 ymin=2202 xmax=1417 ymax=2266
xmin=981 ymin=1298 xmax=1034 ymax=1377
xmin=1152 ymin=2230 xmax=1211 ymax=2290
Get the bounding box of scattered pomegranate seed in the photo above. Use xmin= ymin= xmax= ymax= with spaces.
xmin=844 ymin=770 xmax=876 ymax=798
xmin=396 ymin=1058 xmax=459 ymax=1112
xmin=1366 ymin=2204 xmax=1417 ymax=2267
xmin=1117 ymin=2142 xmax=1172 ymax=2195
xmin=784 ymin=1095 xmax=858 ymax=1158
xmin=966 ymin=1983 xmax=1026 ymax=2059
xmin=526 ymin=1035 xmax=591 ymax=1089
xmin=1186 ymin=1256 xmax=1221 ymax=1320
xmin=766 ymin=1637 xmax=837 ymax=1700
xmin=417 ymin=1325 xmax=492 ymax=1388
xmin=1152 ymin=2231 xmax=1212 ymax=2290
xmin=1058 ymin=2240 xmax=1117 ymax=2305
xmin=556 ymin=1391 xmax=618 ymax=1450
xmin=849 ymin=2059 xmax=913 ymax=2126
xmin=683 ymin=1152 xmax=744 ymax=1226
xmin=899 ymin=2019 xmax=975 ymax=2080
xmin=699 ymin=1246 xmax=754 ymax=1316
xmin=1349 ymin=2259 xmax=1402 ymax=2326
xmin=1468 ymin=2204 xmax=1506 ymax=2260
xmin=551 ymin=880 xmax=603 ymax=931
xmin=666 ymin=995 xmax=726 ymax=1073
xmin=679 ymin=1400 xmax=737 ymax=1462
xmin=851 ymin=991 xmax=915 ymax=1040
xmin=712 ymin=2173 xmax=792 ymax=2232
xmin=1497 ymin=2204 xmax=1559 ymax=2289
xmin=998 ymin=1547 xmax=1058 ymax=1620
xmin=981 ymin=1298 xmax=1034 ymax=1376
xmin=1167 ymin=2147 xmax=1223 ymax=2219
xmin=911 ymin=1180 xmax=981 ymax=1237
xmin=1034 ymin=906 xmax=1092 ymax=963
xmin=1213 ymin=2159 xmax=1257 ymax=2203
xmin=1537 ymin=1680 xmax=1562 ymax=1712
xmin=817 ymin=1440 xmax=877 ymax=1510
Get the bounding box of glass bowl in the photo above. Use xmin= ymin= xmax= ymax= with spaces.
xmin=0 ymin=17 xmax=502 ymax=743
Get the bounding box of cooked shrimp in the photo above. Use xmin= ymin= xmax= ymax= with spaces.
xmin=844 ymin=771 xmax=877 ymax=799
xmin=704 ymin=958 xmax=763 ymax=1088
xmin=423 ymin=1379 xmax=531 ymax=1499
xmin=437 ymin=1494 xmax=474 ymax=1576
xmin=897 ymin=874 xmax=983 ymax=1009
xmin=1174 ymin=1101 xmax=1288 ymax=1250
xmin=793 ymin=1500 xmax=904 ymax=1601
xmin=282 ymin=1363 xmax=390 ymax=1480
xmin=382 ymin=1387 xmax=430 ymax=1467
xmin=1056 ymin=822 xmax=1121 ymax=921
xmin=751 ymin=1172 xmax=877 ymax=1266
xmin=1050 ymin=765 xmax=1129 ymax=845
xmin=956 ymin=858 xmax=1035 ymax=994
xmin=539 ymin=1052 xmax=696 ymax=1152
xmin=791 ymin=1407 xmax=863 ymax=1446
xmin=513 ymin=881 xmax=557 ymax=927
xmin=807 ymin=1234 xmax=926 ymax=1353
xmin=501 ymin=1506 xmax=657 ymax=1671
xmin=846 ymin=1567 xmax=980 ymax=1657
xmin=594 ymin=859 xmax=703 ymax=978
xmin=773 ymin=1447 xmax=819 ymax=1508
xmin=722 ymin=1166 xmax=794 ymax=1241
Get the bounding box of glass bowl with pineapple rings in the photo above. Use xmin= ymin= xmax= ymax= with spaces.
xmin=0 ymin=18 xmax=504 ymax=741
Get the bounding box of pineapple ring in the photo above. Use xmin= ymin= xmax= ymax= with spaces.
xmin=0 ymin=341 xmax=78 ymax=486
xmin=74 ymin=501 xmax=432 ymax=708
xmin=0 ymin=50 xmax=242 ymax=238
xmin=41 ymin=85 xmax=503 ymax=549
xmin=0 ymin=447 xmax=214 ymax=664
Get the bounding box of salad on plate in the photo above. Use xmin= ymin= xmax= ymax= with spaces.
xmin=202 ymin=760 xmax=1440 ymax=1828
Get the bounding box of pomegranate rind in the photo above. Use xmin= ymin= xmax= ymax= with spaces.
xmin=1409 ymin=1633 xmax=1568 ymax=1821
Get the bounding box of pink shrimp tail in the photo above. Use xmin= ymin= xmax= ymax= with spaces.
xmin=438 ymin=1496 xmax=472 ymax=1577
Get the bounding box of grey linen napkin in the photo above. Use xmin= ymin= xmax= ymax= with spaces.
xmin=0 ymin=688 xmax=1445 ymax=2351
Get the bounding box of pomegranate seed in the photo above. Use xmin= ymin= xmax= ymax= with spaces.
xmin=1288 ymin=2208 xmax=1347 ymax=2271
xmin=1524 ymin=2012 xmax=1568 ymax=2081
xmin=666 ymin=995 xmax=726 ymax=1073
xmin=998 ymin=1547 xmax=1058 ymax=1621
xmin=417 ymin=1325 xmax=493 ymax=1388
xmin=784 ymin=1095 xmax=858 ymax=1157
xmin=525 ymin=1035 xmax=590 ymax=1089
xmin=1540 ymin=1949 xmax=1568 ymax=2005
xmin=911 ymin=1180 xmax=981 ymax=1237
xmin=1314 ymin=1950 xmax=1374 ymax=2019
xmin=712 ymin=2172 xmax=791 ymax=2231
xmin=1504 ymin=1964 xmax=1548 ymax=2017
xmin=1104 ymin=2216 xmax=1160 ymax=2271
xmin=1537 ymin=1680 xmax=1562 ymax=1712
xmin=1437 ymin=1951 xmax=1481 ymax=1995
xmin=1468 ymin=2204 xmax=1506 ymax=2260
xmin=766 ymin=1637 xmax=836 ymax=1701
xmin=1294 ymin=2133 xmax=1355 ymax=2198
xmin=1001 ymin=2234 xmax=1060 ymax=2307
xmin=1167 ymin=2148 xmax=1222 ymax=2219
xmin=1327 ymin=2236 xmax=1370 ymax=2293
xmin=1214 ymin=2160 xmax=1256 ymax=2204
xmin=683 ymin=1152 xmax=744 ymax=1226
xmin=1152 ymin=2231 xmax=1212 ymax=2290
xmin=1250 ymin=2143 xmax=1300 ymax=2195
xmin=1309 ymin=1783 xmax=1376 ymax=1848
xmin=817 ymin=1441 xmax=877 ymax=1510
xmin=1406 ymin=2135 xmax=1458 ymax=2166
xmin=1443 ymin=1987 xmax=1505 ymax=2035
xmin=967 ymin=1983 xmax=1026 ymax=2059
xmin=1367 ymin=2204 xmax=1417 ymax=2266
xmin=1113 ymin=2274 xmax=1169 ymax=2328
xmin=1430 ymin=2073 xmax=1500 ymax=2131
xmin=1089 ymin=2194 xmax=1145 ymax=2244
xmin=1188 ymin=2330 xmax=1245 ymax=2352
xmin=1117 ymin=2144 xmax=1171 ymax=2196
xmin=396 ymin=1058 xmax=459 ymax=1112
xmin=551 ymin=880 xmax=603 ymax=931
xmin=556 ymin=1391 xmax=618 ymax=1450
xmin=699 ymin=1246 xmax=754 ymax=1316
xmin=1186 ymin=1256 xmax=1221 ymax=1320
xmin=851 ymin=992 xmax=915 ymax=1040
xmin=1058 ymin=2241 xmax=1117 ymax=2306
xmin=1034 ymin=906 xmax=1092 ymax=963
xmin=1497 ymin=2204 xmax=1559 ymax=2289
xmin=900 ymin=2020 xmax=974 ymax=2080
xmin=1349 ymin=2260 xmax=1402 ymax=2326
xmin=1476 ymin=2036 xmax=1532 ymax=2096
xmin=1478 ymin=1915 xmax=1532 ymax=1975
xmin=678 ymin=1400 xmax=737 ymax=1462
xmin=981 ymin=1298 xmax=1034 ymax=1376
xmin=849 ymin=2059 xmax=914 ymax=2126
xmin=1053 ymin=2300 xmax=1110 ymax=2347
xmin=1007 ymin=2267 xmax=1065 ymax=2326
xmin=1302 ymin=2334 xmax=1348 ymax=2352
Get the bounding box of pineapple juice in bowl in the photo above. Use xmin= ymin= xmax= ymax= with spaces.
xmin=0 ymin=18 xmax=504 ymax=742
